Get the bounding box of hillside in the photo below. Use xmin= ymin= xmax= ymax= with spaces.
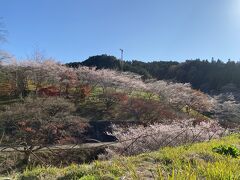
xmin=67 ymin=55 xmax=240 ymax=94
xmin=0 ymin=60 xmax=239 ymax=178
xmin=13 ymin=134 xmax=240 ymax=179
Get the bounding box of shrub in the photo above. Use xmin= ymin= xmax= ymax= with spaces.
xmin=213 ymin=145 xmax=240 ymax=158
xmin=41 ymin=97 xmax=75 ymax=117
xmin=38 ymin=86 xmax=60 ymax=97
xmin=0 ymin=97 xmax=88 ymax=165
xmin=98 ymin=92 xmax=128 ymax=111
xmin=118 ymin=98 xmax=178 ymax=123
xmin=105 ymin=119 xmax=227 ymax=156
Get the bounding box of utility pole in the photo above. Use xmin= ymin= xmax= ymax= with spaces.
xmin=120 ymin=49 xmax=123 ymax=60
xmin=120 ymin=49 xmax=124 ymax=71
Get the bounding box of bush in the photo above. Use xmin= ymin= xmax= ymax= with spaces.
xmin=105 ymin=119 xmax=227 ymax=156
xmin=41 ymin=97 xmax=75 ymax=117
xmin=0 ymin=97 xmax=76 ymax=121
xmin=0 ymin=97 xmax=89 ymax=164
xmin=213 ymin=145 xmax=240 ymax=158
xmin=118 ymin=98 xmax=178 ymax=123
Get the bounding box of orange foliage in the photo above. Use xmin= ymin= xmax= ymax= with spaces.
xmin=110 ymin=92 xmax=129 ymax=103
xmin=38 ymin=86 xmax=60 ymax=97
xmin=0 ymin=82 xmax=14 ymax=96
xmin=121 ymin=98 xmax=178 ymax=123
xmin=79 ymin=84 xmax=92 ymax=99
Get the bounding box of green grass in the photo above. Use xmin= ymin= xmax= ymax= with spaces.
xmin=13 ymin=134 xmax=240 ymax=180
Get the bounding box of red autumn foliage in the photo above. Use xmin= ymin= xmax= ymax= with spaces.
xmin=0 ymin=82 xmax=15 ymax=96
xmin=111 ymin=92 xmax=129 ymax=103
xmin=42 ymin=120 xmax=89 ymax=144
xmin=120 ymin=98 xmax=178 ymax=123
xmin=9 ymin=119 xmax=89 ymax=145
xmin=38 ymin=86 xmax=60 ymax=97
xmin=99 ymin=92 xmax=129 ymax=110
xmin=79 ymin=84 xmax=92 ymax=99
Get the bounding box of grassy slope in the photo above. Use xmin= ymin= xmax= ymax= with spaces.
xmin=12 ymin=134 xmax=240 ymax=180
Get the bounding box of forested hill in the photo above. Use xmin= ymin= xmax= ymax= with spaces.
xmin=67 ymin=55 xmax=240 ymax=94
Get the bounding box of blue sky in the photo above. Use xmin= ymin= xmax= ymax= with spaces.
xmin=1 ymin=0 xmax=240 ymax=62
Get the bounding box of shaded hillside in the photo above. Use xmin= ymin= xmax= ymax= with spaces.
xmin=67 ymin=55 xmax=240 ymax=94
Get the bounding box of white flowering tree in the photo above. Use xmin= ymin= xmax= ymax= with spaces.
xmin=0 ymin=59 xmax=30 ymax=98
xmin=0 ymin=51 xmax=12 ymax=65
xmin=76 ymin=66 xmax=147 ymax=93
xmin=147 ymin=80 xmax=215 ymax=114
xmin=106 ymin=118 xmax=226 ymax=156
xmin=213 ymin=93 xmax=240 ymax=127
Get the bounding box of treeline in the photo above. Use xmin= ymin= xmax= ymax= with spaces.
xmin=67 ymin=55 xmax=240 ymax=94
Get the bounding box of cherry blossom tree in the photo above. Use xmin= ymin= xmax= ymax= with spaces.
xmin=147 ymin=80 xmax=215 ymax=114
xmin=213 ymin=93 xmax=240 ymax=127
xmin=76 ymin=66 xmax=147 ymax=93
xmin=0 ymin=61 xmax=30 ymax=98
xmin=0 ymin=51 xmax=12 ymax=65
xmin=106 ymin=119 xmax=226 ymax=156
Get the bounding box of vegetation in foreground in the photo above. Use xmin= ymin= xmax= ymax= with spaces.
xmin=11 ymin=134 xmax=240 ymax=180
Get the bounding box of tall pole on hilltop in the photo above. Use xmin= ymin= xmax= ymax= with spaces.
xmin=120 ymin=49 xmax=124 ymax=71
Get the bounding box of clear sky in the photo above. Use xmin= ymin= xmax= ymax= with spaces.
xmin=1 ymin=0 xmax=240 ymax=63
